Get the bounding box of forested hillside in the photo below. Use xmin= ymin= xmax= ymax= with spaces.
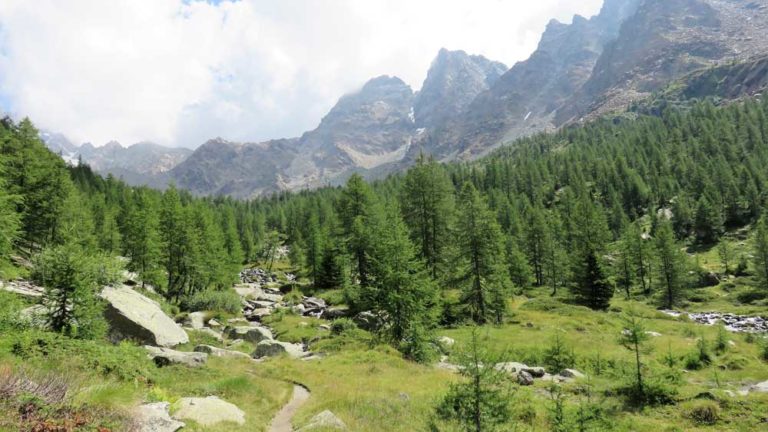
xmin=1 ymin=96 xmax=768 ymax=430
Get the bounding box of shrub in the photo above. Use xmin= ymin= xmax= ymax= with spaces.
xmin=543 ymin=334 xmax=576 ymax=372
xmin=685 ymin=400 xmax=720 ymax=425
xmin=714 ymin=325 xmax=729 ymax=354
xmin=736 ymin=290 xmax=767 ymax=304
xmin=761 ymin=340 xmax=768 ymax=362
xmin=330 ymin=318 xmax=358 ymax=335
xmin=283 ymin=289 xmax=303 ymax=306
xmin=180 ymin=289 xmax=241 ymax=314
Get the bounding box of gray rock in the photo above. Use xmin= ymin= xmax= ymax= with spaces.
xmin=194 ymin=345 xmax=252 ymax=360
xmin=172 ymin=396 xmax=245 ymax=426
xmin=100 ymin=286 xmax=188 ymax=347
xmin=750 ymin=380 xmax=768 ymax=393
xmin=134 ymin=402 xmax=185 ymax=432
xmin=353 ymin=311 xmax=385 ymax=331
xmin=517 ymin=371 xmax=534 ymax=386
xmin=258 ymin=293 xmax=283 ymax=303
xmin=144 ymin=346 xmax=207 ymax=367
xmin=303 ymin=297 xmax=327 ymax=309
xmin=559 ymin=368 xmax=586 ymax=379
xmin=296 ymin=410 xmax=347 ymax=431
xmin=247 ymin=308 xmax=272 ymax=320
xmin=194 ymin=327 xmax=224 ymax=342
xmin=252 ymin=340 xmax=305 ymax=359
xmin=1 ymin=280 xmax=44 ymax=298
xmin=208 ymin=318 xmax=222 ymax=328
xmin=224 ymin=325 xmax=273 ymax=343
xmin=234 ymin=283 xmax=263 ymax=299
xmin=322 ymin=307 xmax=350 ymax=319
xmin=495 ymin=362 xmax=545 ymax=378
xmin=437 ymin=336 xmax=455 ymax=353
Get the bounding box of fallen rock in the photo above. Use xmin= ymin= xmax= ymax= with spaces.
xmin=559 ymin=369 xmax=586 ymax=379
xmin=144 ymin=346 xmax=207 ymax=367
xmin=303 ymin=297 xmax=327 ymax=309
xmin=517 ymin=371 xmax=534 ymax=386
xmin=194 ymin=327 xmax=224 ymax=343
xmin=100 ymin=285 xmax=188 ymax=347
xmin=194 ymin=345 xmax=252 ymax=360
xmin=173 ymin=396 xmax=245 ymax=427
xmin=252 ymin=340 xmax=305 ymax=359
xmin=234 ymin=283 xmax=263 ymax=299
xmin=296 ymin=410 xmax=347 ymax=431
xmin=224 ymin=325 xmax=273 ymax=343
xmin=134 ymin=402 xmax=185 ymax=432
xmin=257 ymin=293 xmax=283 ymax=303
xmin=247 ymin=308 xmax=273 ymax=320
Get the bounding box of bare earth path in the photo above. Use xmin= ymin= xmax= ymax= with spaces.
xmin=268 ymin=384 xmax=310 ymax=432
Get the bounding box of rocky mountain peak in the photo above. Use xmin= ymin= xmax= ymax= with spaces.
xmin=414 ymin=49 xmax=507 ymax=129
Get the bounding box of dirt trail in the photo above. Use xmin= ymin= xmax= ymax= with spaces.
xmin=268 ymin=384 xmax=310 ymax=432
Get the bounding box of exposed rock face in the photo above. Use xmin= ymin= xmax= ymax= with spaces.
xmin=558 ymin=0 xmax=768 ymax=124
xmin=144 ymin=346 xmax=208 ymax=367
xmin=172 ymin=396 xmax=246 ymax=426
xmin=224 ymin=325 xmax=274 ymax=343
xmin=134 ymin=402 xmax=185 ymax=432
xmin=100 ymin=286 xmax=189 ymax=347
xmin=40 ymin=134 xmax=191 ymax=187
xmin=414 ymin=49 xmax=507 ymax=130
xmin=424 ymin=0 xmax=641 ymax=159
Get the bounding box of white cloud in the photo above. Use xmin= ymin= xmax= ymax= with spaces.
xmin=0 ymin=0 xmax=603 ymax=147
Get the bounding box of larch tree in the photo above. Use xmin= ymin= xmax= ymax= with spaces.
xmin=455 ymin=182 xmax=510 ymax=324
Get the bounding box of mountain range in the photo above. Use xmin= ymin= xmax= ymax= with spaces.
xmin=42 ymin=0 xmax=768 ymax=198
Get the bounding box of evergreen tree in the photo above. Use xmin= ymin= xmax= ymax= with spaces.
xmin=364 ymin=203 xmax=437 ymax=361
xmin=123 ymin=190 xmax=163 ymax=288
xmin=304 ymin=215 xmax=325 ymax=286
xmin=570 ymin=198 xmax=612 ymax=309
xmin=655 ymin=221 xmax=688 ymax=309
xmin=436 ymin=329 xmax=513 ymax=432
xmin=573 ymin=250 xmax=614 ymax=310
xmin=753 ymin=217 xmax=768 ymax=292
xmin=506 ymin=236 xmax=533 ymax=290
xmin=0 ymin=156 xmax=20 ymax=263
xmin=33 ymin=243 xmax=106 ymax=340
xmin=316 ymin=243 xmax=346 ymax=290
xmin=400 ymin=154 xmax=456 ymax=279
xmin=455 ymin=183 xmax=510 ymax=324
xmin=694 ymin=196 xmax=723 ymax=244
xmin=159 ymin=186 xmax=193 ymax=299
xmin=717 ymin=240 xmax=735 ymax=275
xmin=338 ymin=174 xmax=377 ymax=286
xmin=619 ymin=308 xmax=651 ymax=405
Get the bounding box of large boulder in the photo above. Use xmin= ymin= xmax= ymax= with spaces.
xmin=252 ymin=340 xmax=305 ymax=359
xmin=172 ymin=396 xmax=245 ymax=426
xmin=194 ymin=345 xmax=252 ymax=360
xmin=517 ymin=371 xmax=534 ymax=386
xmin=134 ymin=402 xmax=185 ymax=432
xmin=224 ymin=325 xmax=273 ymax=343
xmin=144 ymin=346 xmax=208 ymax=367
xmin=100 ymin=286 xmax=188 ymax=347
xmin=296 ymin=410 xmax=347 ymax=431
xmin=234 ymin=283 xmax=263 ymax=299
xmin=559 ymin=368 xmax=586 ymax=379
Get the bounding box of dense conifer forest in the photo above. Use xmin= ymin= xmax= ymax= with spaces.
xmin=2 ymin=97 xmax=768 ymax=430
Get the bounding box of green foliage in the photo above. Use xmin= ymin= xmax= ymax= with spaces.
xmin=330 ymin=318 xmax=358 ymax=335
xmin=32 ymin=244 xmax=108 ymax=340
xmin=179 ymin=288 xmax=242 ymax=314
xmin=436 ymin=329 xmax=513 ymax=432
xmin=454 ymin=183 xmax=510 ymax=325
xmin=543 ymin=333 xmax=576 ymax=372
xmin=654 ymin=221 xmax=689 ymax=309
xmin=753 ymin=217 xmax=768 ymax=292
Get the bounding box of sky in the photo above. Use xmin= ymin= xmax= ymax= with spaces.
xmin=0 ymin=0 xmax=604 ymax=148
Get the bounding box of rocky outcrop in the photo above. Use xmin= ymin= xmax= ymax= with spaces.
xmin=100 ymin=286 xmax=188 ymax=347
xmin=134 ymin=402 xmax=185 ymax=432
xmin=144 ymin=346 xmax=208 ymax=367
xmin=172 ymin=396 xmax=246 ymax=426
xmin=1 ymin=280 xmax=44 ymax=298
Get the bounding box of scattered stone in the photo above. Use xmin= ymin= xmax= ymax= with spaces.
xmin=224 ymin=325 xmax=273 ymax=343
xmin=322 ymin=307 xmax=350 ymax=319
xmin=100 ymin=285 xmax=189 ymax=347
xmin=517 ymin=371 xmax=534 ymax=386
xmin=134 ymin=402 xmax=185 ymax=432
xmin=293 ymin=304 xmax=307 ymax=315
xmin=234 ymin=283 xmax=263 ymax=299
xmin=258 ymin=293 xmax=283 ymax=303
xmin=173 ymin=396 xmax=245 ymax=426
xmin=144 ymin=346 xmax=207 ymax=367
xmin=252 ymin=340 xmax=305 ymax=359
xmin=194 ymin=345 xmax=252 ymax=360
xmin=296 ymin=410 xmax=347 ymax=431
xmin=645 ymin=331 xmax=663 ymax=337
xmin=247 ymin=308 xmax=273 ymax=320
xmin=353 ymin=311 xmax=385 ymax=331
xmin=559 ymin=369 xmax=586 ymax=379
xmin=208 ymin=318 xmax=222 ymax=328
xmin=319 ymin=324 xmax=331 ymax=331
xmin=661 ymin=310 xmax=768 ymax=333
xmin=195 ymin=327 xmax=224 ymax=342
xmin=303 ymin=297 xmax=327 ymax=309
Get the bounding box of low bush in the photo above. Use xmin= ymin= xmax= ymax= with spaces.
xmin=180 ymin=289 xmax=241 ymax=314
xmin=685 ymin=400 xmax=720 ymax=425
xmin=736 ymin=290 xmax=767 ymax=304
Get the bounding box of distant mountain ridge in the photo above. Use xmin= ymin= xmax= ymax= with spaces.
xmin=44 ymin=0 xmax=768 ymax=198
